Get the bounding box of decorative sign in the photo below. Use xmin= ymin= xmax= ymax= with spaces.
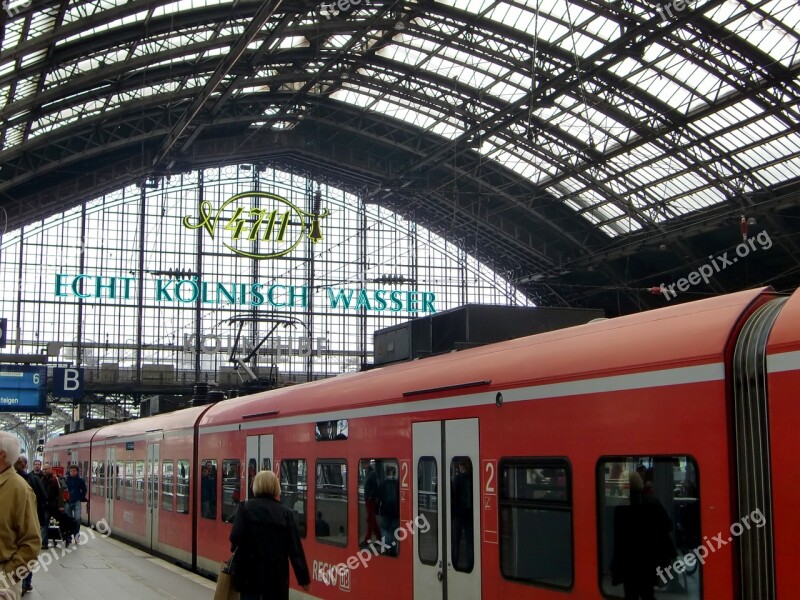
xmin=0 ymin=365 xmax=46 ymax=413
xmin=182 ymin=192 xmax=329 ymax=259
xmin=126 ymin=442 xmax=135 ymax=451
xmin=53 ymin=275 xmax=437 ymax=313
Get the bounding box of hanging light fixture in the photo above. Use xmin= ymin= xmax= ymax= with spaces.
xmin=308 ymin=187 xmax=323 ymax=243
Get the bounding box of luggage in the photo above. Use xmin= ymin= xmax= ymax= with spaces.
xmin=47 ymin=513 xmax=78 ymax=546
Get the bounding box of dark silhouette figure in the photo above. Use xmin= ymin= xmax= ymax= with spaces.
xmin=315 ymin=511 xmax=330 ymax=537
xmin=362 ymin=465 xmax=380 ymax=545
xmin=611 ymin=472 xmax=676 ymax=600
xmin=230 ymin=470 xmax=310 ymax=600
xmin=451 ymin=460 xmax=474 ymax=571
xmin=378 ymin=466 xmax=400 ymax=556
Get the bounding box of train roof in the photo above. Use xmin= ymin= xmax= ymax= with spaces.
xmin=200 ymin=287 xmax=774 ymax=428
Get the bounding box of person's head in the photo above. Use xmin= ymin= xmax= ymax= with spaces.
xmin=0 ymin=432 xmax=21 ymax=471
xmin=201 ymin=466 xmax=209 ymax=476
xmin=458 ymin=460 xmax=468 ymax=474
xmin=69 ymin=465 xmax=79 ymax=476
xmin=43 ymin=462 xmax=52 ymax=476
xmin=386 ymin=466 xmax=396 ymax=478
xmin=251 ymin=470 xmax=279 ymax=499
xmin=14 ymin=455 xmax=28 ymax=473
xmin=33 ymin=460 xmax=42 ymax=472
xmin=317 ymin=511 xmax=323 ymax=520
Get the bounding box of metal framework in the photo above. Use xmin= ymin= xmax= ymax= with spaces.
xmin=1 ymin=0 xmax=799 ymax=313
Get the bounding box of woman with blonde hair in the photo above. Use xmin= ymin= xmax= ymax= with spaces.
xmin=229 ymin=470 xmax=310 ymax=600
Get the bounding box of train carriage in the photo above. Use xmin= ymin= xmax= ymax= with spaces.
xmin=45 ymin=286 xmax=798 ymax=599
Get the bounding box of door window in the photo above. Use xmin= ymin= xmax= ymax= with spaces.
xmin=417 ymin=456 xmax=438 ymax=565
xmin=450 ymin=457 xmax=474 ymax=573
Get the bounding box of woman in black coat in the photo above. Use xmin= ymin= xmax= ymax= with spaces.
xmin=229 ymin=470 xmax=311 ymax=600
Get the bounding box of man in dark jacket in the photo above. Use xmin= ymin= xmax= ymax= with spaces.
xmin=41 ymin=464 xmax=77 ymax=546
xmin=65 ymin=465 xmax=87 ymax=533
xmin=230 ymin=470 xmax=310 ymax=600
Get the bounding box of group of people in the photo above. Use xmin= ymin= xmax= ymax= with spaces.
xmin=0 ymin=432 xmax=88 ymax=600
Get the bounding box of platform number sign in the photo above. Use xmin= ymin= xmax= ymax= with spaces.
xmin=53 ymin=367 xmax=84 ymax=398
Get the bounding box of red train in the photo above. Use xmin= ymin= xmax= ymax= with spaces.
xmin=46 ymin=286 xmax=800 ymax=599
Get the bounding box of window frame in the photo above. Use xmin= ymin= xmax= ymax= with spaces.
xmin=315 ymin=458 xmax=348 ymax=547
xmin=279 ymin=458 xmax=308 ymax=538
xmin=498 ymin=456 xmax=575 ymax=591
xmin=595 ymin=455 xmax=700 ymax=599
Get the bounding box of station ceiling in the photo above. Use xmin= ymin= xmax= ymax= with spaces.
xmin=1 ymin=0 xmax=799 ymax=315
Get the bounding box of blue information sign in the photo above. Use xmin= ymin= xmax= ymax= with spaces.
xmin=0 ymin=365 xmax=46 ymax=413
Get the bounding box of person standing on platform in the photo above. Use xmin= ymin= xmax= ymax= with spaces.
xmin=41 ymin=464 xmax=73 ymax=546
xmin=0 ymin=433 xmax=42 ymax=600
xmin=229 ymin=470 xmax=310 ymax=600
xmin=29 ymin=461 xmax=47 ymax=548
xmin=13 ymin=457 xmax=45 ymax=596
xmin=65 ymin=465 xmax=87 ymax=542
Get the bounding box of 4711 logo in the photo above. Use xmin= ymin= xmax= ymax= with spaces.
xmin=183 ymin=191 xmax=329 ymax=260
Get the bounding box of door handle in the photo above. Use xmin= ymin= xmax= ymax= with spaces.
xmin=437 ymin=570 xmax=443 ymax=582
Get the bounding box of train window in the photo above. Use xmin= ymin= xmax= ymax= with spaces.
xmin=135 ymin=460 xmax=145 ymax=505
xmin=417 ymin=457 xmax=438 ymax=566
xmin=91 ymin=461 xmax=99 ymax=495
xmin=222 ymin=459 xmax=241 ymax=523
xmin=201 ymin=459 xmax=218 ymax=520
xmin=499 ymin=458 xmax=573 ymax=589
xmin=450 ymin=457 xmax=474 ymax=573
xmin=162 ymin=461 xmax=174 ymax=511
xmin=358 ymin=459 xmax=400 ymax=557
xmin=97 ymin=461 xmax=105 ymax=497
xmin=280 ymin=459 xmax=307 ymax=537
xmin=315 ymin=460 xmax=347 ymax=547
xmin=597 ymin=456 xmax=700 ymax=600
xmin=176 ymin=459 xmax=190 ymax=514
xmin=116 ymin=461 xmax=124 ymax=500
xmin=106 ymin=462 xmax=115 ymax=499
xmin=315 ymin=420 xmax=348 ymax=441
xmin=124 ymin=461 xmax=133 ymax=502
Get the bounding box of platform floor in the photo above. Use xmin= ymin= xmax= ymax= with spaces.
xmin=22 ymin=528 xmax=215 ymax=600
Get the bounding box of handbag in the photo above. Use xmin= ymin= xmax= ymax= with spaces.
xmin=214 ymin=550 xmax=239 ymax=600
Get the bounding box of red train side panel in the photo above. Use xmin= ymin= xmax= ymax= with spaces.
xmin=766 ymin=290 xmax=800 ymax=600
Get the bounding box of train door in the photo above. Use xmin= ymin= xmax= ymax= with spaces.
xmin=246 ymin=434 xmax=274 ymax=499
xmin=413 ymin=418 xmax=481 ymax=600
xmin=146 ymin=443 xmax=160 ymax=549
xmin=105 ymin=447 xmax=115 ymax=527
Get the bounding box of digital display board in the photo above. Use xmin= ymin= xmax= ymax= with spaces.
xmin=0 ymin=365 xmax=46 ymax=413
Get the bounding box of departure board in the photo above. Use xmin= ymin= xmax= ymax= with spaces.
xmin=0 ymin=365 xmax=47 ymax=413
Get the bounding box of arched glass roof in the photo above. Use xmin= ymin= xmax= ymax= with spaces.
xmin=1 ymin=0 xmax=799 ymax=313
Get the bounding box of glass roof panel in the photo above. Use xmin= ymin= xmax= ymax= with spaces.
xmin=712 ymin=0 xmax=800 ymax=67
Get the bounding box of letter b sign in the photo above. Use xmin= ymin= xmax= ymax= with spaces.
xmin=54 ymin=367 xmax=84 ymax=398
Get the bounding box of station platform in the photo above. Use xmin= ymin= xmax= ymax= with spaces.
xmin=22 ymin=528 xmax=215 ymax=600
